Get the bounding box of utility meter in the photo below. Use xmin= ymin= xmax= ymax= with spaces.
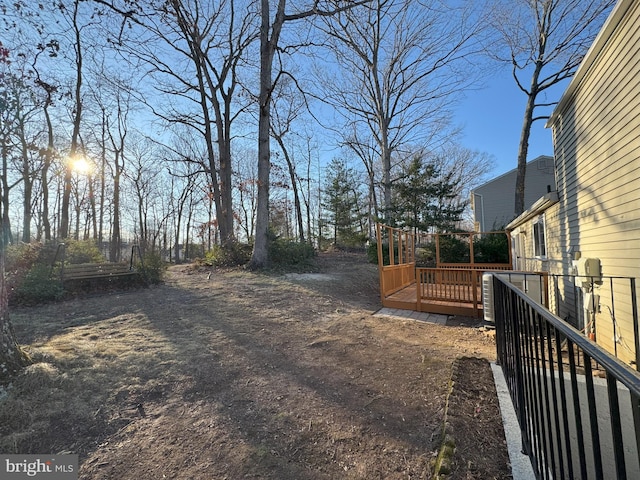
xmin=575 ymin=257 xmax=602 ymax=286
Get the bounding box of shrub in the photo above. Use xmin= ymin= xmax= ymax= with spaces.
xmin=5 ymin=243 xmax=43 ymax=272
xmin=473 ymin=233 xmax=510 ymax=264
xmin=137 ymin=251 xmax=166 ymax=284
xmin=415 ymin=244 xmax=436 ymax=267
xmin=367 ymin=241 xmax=399 ymax=265
xmin=437 ymin=236 xmax=470 ymax=264
xmin=203 ymin=242 xmax=252 ymax=267
xmin=6 ymin=243 xmax=48 ymax=305
xmin=12 ymin=264 xmax=64 ymax=305
xmin=268 ymin=239 xmax=315 ymax=268
xmin=367 ymin=241 xmax=381 ymax=264
xmin=61 ymin=239 xmax=104 ymax=264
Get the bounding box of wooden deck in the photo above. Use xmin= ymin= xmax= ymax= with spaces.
xmin=375 ymin=223 xmax=514 ymax=318
xmin=383 ymin=282 xmax=484 ymax=317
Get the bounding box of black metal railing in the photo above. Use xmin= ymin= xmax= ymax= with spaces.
xmin=493 ymin=275 xmax=640 ymax=480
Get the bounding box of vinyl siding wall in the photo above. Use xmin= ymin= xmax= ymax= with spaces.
xmin=550 ymin=0 xmax=640 ymax=365
xmin=472 ymin=156 xmax=555 ymax=231
xmin=510 ymin=204 xmax=582 ymax=327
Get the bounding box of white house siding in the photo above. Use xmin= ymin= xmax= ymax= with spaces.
xmin=548 ymin=0 xmax=640 ymax=366
xmin=509 ymin=202 xmax=583 ymax=327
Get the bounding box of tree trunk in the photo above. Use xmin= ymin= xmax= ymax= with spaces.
xmin=88 ymin=175 xmax=97 ymax=240
xmin=275 ymin=135 xmax=305 ymax=242
xmin=514 ymin=93 xmax=534 ymax=217
xmin=216 ymin=109 xmax=235 ymax=247
xmin=250 ymin=0 xmax=284 ymax=269
xmin=110 ymin=169 xmax=121 ymax=262
xmin=61 ymin=0 xmax=83 ymax=240
xmin=1 ymin=145 xmax=13 ymax=247
xmin=174 ymin=215 xmax=181 ymax=264
xmin=18 ymin=115 xmax=33 ymax=242
xmin=381 ymin=134 xmax=392 ymax=223
xmin=41 ymin=103 xmax=54 ymax=241
xmin=0 ymin=242 xmax=28 ymax=383
xmin=99 ymin=111 xmax=107 ymax=247
xmin=514 ymin=62 xmax=542 ymax=217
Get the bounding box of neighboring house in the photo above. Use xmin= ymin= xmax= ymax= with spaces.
xmin=470 ymin=155 xmax=555 ymax=232
xmin=507 ymin=0 xmax=640 ymax=366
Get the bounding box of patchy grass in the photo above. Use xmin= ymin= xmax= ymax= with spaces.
xmin=1 ymin=312 xmax=178 ymax=456
xmin=1 ymin=252 xmax=508 ymax=479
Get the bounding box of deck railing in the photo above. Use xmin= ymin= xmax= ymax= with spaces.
xmin=437 ymin=263 xmax=513 ymax=270
xmin=415 ymin=265 xmax=520 ymax=316
xmin=493 ymin=275 xmax=640 ymax=479
xmin=380 ymin=263 xmax=416 ymax=297
xmin=375 ymin=223 xmax=513 ymax=315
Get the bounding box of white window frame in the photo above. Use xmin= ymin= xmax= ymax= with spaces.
xmin=513 ymin=233 xmax=526 ymax=270
xmin=533 ymin=214 xmax=547 ymax=258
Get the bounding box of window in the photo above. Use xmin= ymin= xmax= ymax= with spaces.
xmin=533 ymin=215 xmax=547 ymax=257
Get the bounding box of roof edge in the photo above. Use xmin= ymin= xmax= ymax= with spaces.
xmin=507 ymin=191 xmax=559 ymax=230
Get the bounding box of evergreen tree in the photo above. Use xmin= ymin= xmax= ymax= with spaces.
xmin=392 ymin=156 xmax=436 ymax=234
xmin=393 ymin=155 xmax=466 ymax=234
xmin=425 ymin=168 xmax=466 ymax=231
xmin=321 ymin=158 xmax=365 ymax=248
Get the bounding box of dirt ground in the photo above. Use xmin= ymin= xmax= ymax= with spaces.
xmin=2 ymin=251 xmax=511 ymax=479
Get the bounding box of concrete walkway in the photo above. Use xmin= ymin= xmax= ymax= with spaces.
xmin=373 ymin=307 xmax=448 ymax=325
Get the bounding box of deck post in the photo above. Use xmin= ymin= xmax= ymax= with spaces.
xmin=416 ymin=269 xmax=421 ymax=312
xmin=389 ymin=227 xmax=395 ymax=266
xmin=471 ymin=269 xmax=479 ymax=317
xmin=376 ymin=223 xmax=385 ymax=303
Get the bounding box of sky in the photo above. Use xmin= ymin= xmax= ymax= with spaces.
xmin=452 ymin=72 xmax=564 ymax=179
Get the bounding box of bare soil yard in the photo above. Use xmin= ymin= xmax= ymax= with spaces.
xmin=2 ymin=251 xmax=511 ymax=479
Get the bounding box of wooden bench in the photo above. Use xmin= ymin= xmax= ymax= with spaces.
xmin=58 ymin=262 xmax=138 ymax=282
xmin=52 ymin=263 xmax=144 ymax=293
xmin=50 ymin=243 xmax=146 ymax=291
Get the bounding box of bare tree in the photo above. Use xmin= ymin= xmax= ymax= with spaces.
xmin=431 ymin=145 xmax=494 ymax=205
xmin=0 ymin=59 xmax=42 ymax=243
xmin=168 ymin=169 xmax=197 ymax=264
xmin=0 ymin=43 xmax=28 ymax=381
xmin=0 ymin=1 xmax=101 ymax=240
xmin=13 ymin=78 xmax=41 ymax=243
xmin=270 ymin=77 xmax=307 ymax=242
xmin=342 ymin=128 xmax=381 ymax=238
xmin=250 ymin=0 xmax=370 ymax=269
xmin=316 ymin=0 xmax=486 ymax=224
xmin=60 ymin=0 xmax=88 ymax=239
xmin=233 ymin=145 xmax=258 ymax=242
xmin=0 ymin=60 xmax=21 ymax=247
xmin=301 ymin=134 xmax=318 ymax=245
xmin=428 ymin=145 xmax=494 ymax=229
xmin=492 ymin=0 xmax=614 ymax=216
xmin=95 ymin=0 xmax=257 ymax=247
xmin=103 ymin=87 xmax=132 ymax=262
xmin=32 ymin=45 xmax=60 ymax=241
xmin=126 ymin=136 xmax=163 ymax=255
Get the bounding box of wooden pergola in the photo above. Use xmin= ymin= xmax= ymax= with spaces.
xmin=375 ymin=223 xmax=513 ymax=317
